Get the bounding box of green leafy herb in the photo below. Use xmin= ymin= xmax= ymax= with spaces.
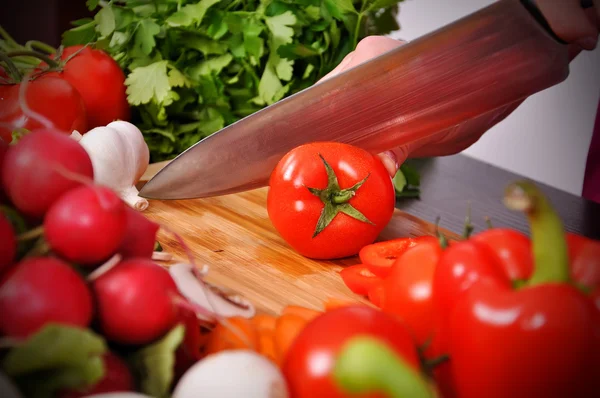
xmin=393 ymin=161 xmax=421 ymax=199
xmin=127 ymin=324 xmax=185 ymax=398
xmin=1 ymin=324 xmax=107 ymax=398
xmin=62 ymin=0 xmax=406 ymax=162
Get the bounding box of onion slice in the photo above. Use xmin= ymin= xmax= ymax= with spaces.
xmin=168 ymin=263 xmax=255 ymax=320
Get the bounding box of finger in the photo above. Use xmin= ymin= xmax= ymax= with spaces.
xmin=536 ymin=0 xmax=598 ymax=49
xmin=319 ymin=36 xmax=407 ymax=83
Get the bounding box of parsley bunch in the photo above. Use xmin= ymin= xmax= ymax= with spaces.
xmin=63 ymin=0 xmax=404 ymax=162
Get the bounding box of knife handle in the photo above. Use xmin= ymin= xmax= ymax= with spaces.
xmin=521 ymin=0 xmax=595 ymax=44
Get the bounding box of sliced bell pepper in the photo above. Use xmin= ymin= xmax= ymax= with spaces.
xmin=339 ymin=264 xmax=384 ymax=296
xmin=359 ymin=237 xmax=429 ymax=278
xmin=442 ymin=181 xmax=600 ymax=398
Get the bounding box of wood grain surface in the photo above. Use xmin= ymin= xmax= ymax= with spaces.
xmin=139 ymin=154 xmax=599 ymax=315
xmin=139 ymin=161 xmax=460 ymax=316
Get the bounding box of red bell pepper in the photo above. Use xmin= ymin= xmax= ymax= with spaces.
xmin=437 ymin=181 xmax=599 ymax=398
xmin=359 ymin=236 xmax=432 ymax=278
xmin=339 ymin=264 xmax=383 ymax=296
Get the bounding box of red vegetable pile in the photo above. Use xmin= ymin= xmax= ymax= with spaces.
xmin=336 ymin=180 xmax=600 ymax=398
xmin=0 ymin=43 xmax=129 ymax=143
xmin=0 ymin=128 xmax=250 ymax=398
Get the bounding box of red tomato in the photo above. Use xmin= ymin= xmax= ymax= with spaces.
xmin=339 ymin=264 xmax=383 ymax=296
xmin=267 ymin=142 xmax=395 ymax=259
xmin=382 ymin=235 xmax=441 ymax=346
xmin=282 ymin=305 xmax=421 ymax=398
xmin=45 ymin=45 xmax=130 ymax=129
xmin=0 ymin=75 xmax=87 ymax=142
xmin=368 ymin=283 xmax=385 ymax=308
xmin=359 ymin=237 xmax=427 ymax=277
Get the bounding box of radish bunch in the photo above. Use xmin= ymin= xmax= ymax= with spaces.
xmin=0 ymin=128 xmax=254 ymax=398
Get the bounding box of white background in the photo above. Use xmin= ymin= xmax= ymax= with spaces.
xmin=389 ymin=0 xmax=600 ymax=196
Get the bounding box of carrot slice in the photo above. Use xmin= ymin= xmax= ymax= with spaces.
xmin=257 ymin=329 xmax=277 ymax=363
xmin=281 ymin=305 xmax=322 ymax=322
xmin=205 ymin=316 xmax=259 ymax=355
xmin=273 ymin=313 xmax=308 ymax=364
xmin=323 ymin=297 xmax=356 ymax=311
xmin=252 ymin=313 xmax=277 ymax=332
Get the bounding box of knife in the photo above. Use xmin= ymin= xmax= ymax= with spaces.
xmin=140 ymin=0 xmax=592 ymax=200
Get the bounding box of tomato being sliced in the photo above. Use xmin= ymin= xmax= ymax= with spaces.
xmin=367 ymin=283 xmax=386 ymax=308
xmin=359 ymin=237 xmax=429 ymax=278
xmin=340 ymin=264 xmax=383 ymax=296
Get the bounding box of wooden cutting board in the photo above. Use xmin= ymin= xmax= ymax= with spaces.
xmin=139 ymin=162 xmax=460 ymax=316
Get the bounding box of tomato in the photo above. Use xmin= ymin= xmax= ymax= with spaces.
xmin=0 ymin=75 xmax=87 ymax=143
xmin=282 ymin=305 xmax=421 ymax=398
xmin=367 ymin=283 xmax=385 ymax=308
xmin=267 ymin=142 xmax=395 ymax=259
xmin=339 ymin=264 xmax=383 ymax=296
xmin=359 ymin=237 xmax=427 ymax=277
xmin=45 ymin=45 xmax=130 ymax=129
xmin=381 ymin=235 xmax=441 ymax=346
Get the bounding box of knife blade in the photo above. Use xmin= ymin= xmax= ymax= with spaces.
xmin=140 ymin=0 xmax=577 ymax=200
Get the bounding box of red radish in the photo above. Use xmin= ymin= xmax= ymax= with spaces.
xmin=92 ymin=258 xmax=181 ymax=345
xmin=118 ymin=206 xmax=160 ymax=259
xmin=0 ymin=213 xmax=16 ymax=273
xmin=44 ymin=185 xmax=127 ymax=266
xmin=0 ymin=256 xmax=93 ymax=338
xmin=58 ymin=352 xmax=135 ymax=398
xmin=1 ymin=129 xmax=94 ymax=219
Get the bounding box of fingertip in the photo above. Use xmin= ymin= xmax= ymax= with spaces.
xmin=377 ymin=150 xmax=401 ymax=177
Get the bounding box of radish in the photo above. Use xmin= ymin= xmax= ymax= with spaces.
xmin=92 ymin=258 xmax=181 ymax=345
xmin=44 ymin=185 xmax=127 ymax=266
xmin=0 ymin=212 xmax=16 ymax=272
xmin=118 ymin=205 xmax=159 ymax=259
xmin=172 ymin=350 xmax=290 ymax=398
xmin=1 ymin=129 xmax=94 ymax=219
xmin=57 ymin=352 xmax=135 ymax=398
xmin=0 ymin=256 xmax=93 ymax=338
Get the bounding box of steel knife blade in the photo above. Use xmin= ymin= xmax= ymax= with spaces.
xmin=140 ymin=0 xmax=575 ymax=200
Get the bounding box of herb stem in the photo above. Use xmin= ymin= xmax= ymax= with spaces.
xmin=0 ymin=51 xmax=22 ymax=81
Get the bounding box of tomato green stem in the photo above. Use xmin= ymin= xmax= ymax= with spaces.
xmin=434 ymin=217 xmax=449 ymax=249
xmin=25 ymin=40 xmax=56 ymax=55
xmin=333 ymin=336 xmax=434 ymax=398
xmin=307 ymin=154 xmax=374 ymax=237
xmin=485 ymin=216 xmax=494 ymax=230
xmin=0 ymin=51 xmax=22 ymax=81
xmin=16 ymin=225 xmax=44 ymax=242
xmin=0 ymin=26 xmax=19 ymax=49
xmin=462 ymin=201 xmax=474 ymax=239
xmin=503 ymin=180 xmax=570 ymax=286
xmin=6 ymin=50 xmax=59 ymax=69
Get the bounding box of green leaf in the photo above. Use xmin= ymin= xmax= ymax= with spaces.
xmin=125 ymin=60 xmax=171 ymax=105
xmin=133 ymin=19 xmax=161 ymax=55
xmin=265 ymin=11 xmax=297 ymax=44
xmin=167 ymin=0 xmax=223 ymax=27
xmin=188 ymin=54 xmax=233 ymax=78
xmin=365 ymin=0 xmax=403 ymax=11
xmin=94 ymin=5 xmax=116 ymax=37
xmin=62 ymin=21 xmax=97 ymax=46
xmin=331 ymin=0 xmax=356 ymax=13
xmin=86 ymin=0 xmax=99 ymax=11
xmin=254 ymin=60 xmax=283 ymax=106
xmin=128 ymin=324 xmax=185 ymax=398
xmin=168 ymin=66 xmax=192 ymax=88
xmin=400 ymin=163 xmax=420 ymax=187
xmin=393 ymin=169 xmax=407 ymax=192
xmin=277 ymin=42 xmax=319 ymax=59
xmin=181 ymin=36 xmax=228 ymax=56
xmin=2 ymin=324 xmax=107 ymax=398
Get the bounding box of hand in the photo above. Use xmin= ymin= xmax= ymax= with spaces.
xmin=320 ymin=1 xmax=599 ymax=177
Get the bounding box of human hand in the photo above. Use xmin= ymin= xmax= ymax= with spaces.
xmin=320 ymin=1 xmax=599 ymax=177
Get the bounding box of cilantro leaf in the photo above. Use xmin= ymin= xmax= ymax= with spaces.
xmin=125 ymin=60 xmax=171 ymax=105
xmin=128 ymin=324 xmax=185 ymax=398
xmin=167 ymin=0 xmax=222 ymax=27
xmin=265 ymin=11 xmax=297 ymax=44
xmin=133 ymin=19 xmax=161 ymax=55
xmin=168 ymin=66 xmax=192 ymax=88
xmin=86 ymin=0 xmax=99 ymax=11
xmin=62 ymin=21 xmax=97 ymax=46
xmin=94 ymin=5 xmax=116 ymax=38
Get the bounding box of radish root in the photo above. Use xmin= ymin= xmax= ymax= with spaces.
xmin=88 ymin=254 xmax=122 ymax=281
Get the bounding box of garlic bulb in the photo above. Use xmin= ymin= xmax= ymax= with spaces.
xmin=74 ymin=121 xmax=150 ymax=211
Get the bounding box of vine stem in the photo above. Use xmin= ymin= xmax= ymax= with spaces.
xmin=0 ymin=51 xmax=22 ymax=81
xmin=25 ymin=40 xmax=57 ymax=55
xmin=6 ymin=50 xmax=59 ymax=69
